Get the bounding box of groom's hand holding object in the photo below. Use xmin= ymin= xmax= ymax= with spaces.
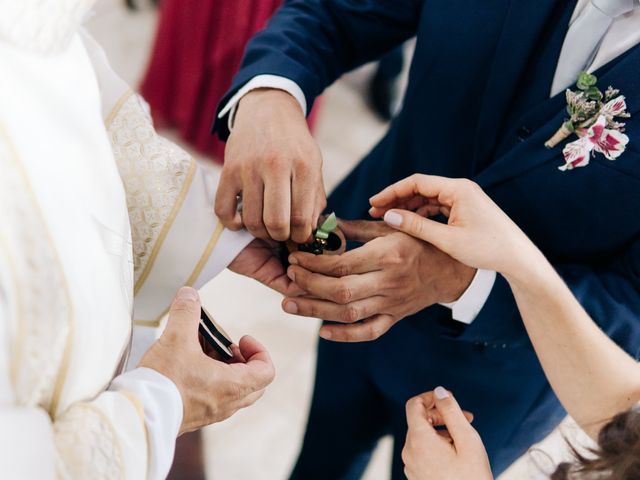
xmin=282 ymin=219 xmax=476 ymax=342
xmin=215 ymin=89 xmax=327 ymax=244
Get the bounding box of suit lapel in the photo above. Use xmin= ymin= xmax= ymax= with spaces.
xmin=475 ymin=45 xmax=640 ymax=189
xmin=471 ymin=0 xmax=573 ymax=172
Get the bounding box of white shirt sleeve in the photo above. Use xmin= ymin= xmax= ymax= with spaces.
xmin=218 ymin=75 xmax=307 ymax=131
xmin=109 ymin=367 xmax=183 ymax=480
xmin=440 ymin=269 xmax=497 ymax=324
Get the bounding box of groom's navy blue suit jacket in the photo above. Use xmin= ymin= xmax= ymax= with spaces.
xmin=215 ymin=0 xmax=640 ymax=474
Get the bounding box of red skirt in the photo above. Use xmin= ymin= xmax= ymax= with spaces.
xmin=140 ymin=0 xmax=319 ymax=163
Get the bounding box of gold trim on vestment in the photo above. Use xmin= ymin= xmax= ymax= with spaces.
xmin=133 ymin=160 xmax=197 ymax=296
xmin=119 ymin=389 xmax=148 ymax=477
xmin=0 ymin=234 xmax=24 ymax=387
xmin=134 ymin=220 xmax=225 ymax=328
xmin=104 ymin=89 xmax=134 ymax=129
xmin=0 ymin=123 xmax=75 ymax=418
xmin=78 ymin=402 xmax=126 ymax=478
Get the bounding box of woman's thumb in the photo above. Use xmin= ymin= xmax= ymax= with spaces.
xmin=433 ymin=386 xmax=474 ymax=443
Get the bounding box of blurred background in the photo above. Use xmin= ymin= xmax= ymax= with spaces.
xmin=88 ymin=1 xmax=591 ymax=478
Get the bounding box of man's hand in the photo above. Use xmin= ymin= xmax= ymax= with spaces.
xmin=228 ymin=238 xmax=305 ymax=297
xmin=282 ymin=220 xmax=476 ymax=342
xmin=402 ymin=388 xmax=492 ymax=480
xmin=215 ymin=89 xmax=327 ymax=243
xmin=139 ymin=287 xmax=276 ymax=434
xmin=369 ymin=174 xmax=535 ymax=279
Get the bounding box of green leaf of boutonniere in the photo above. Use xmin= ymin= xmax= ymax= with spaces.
xmin=576 ymin=71 xmax=598 ymax=91
xmin=315 ymin=212 xmax=338 ymax=240
xmin=586 ymin=86 xmax=603 ymax=101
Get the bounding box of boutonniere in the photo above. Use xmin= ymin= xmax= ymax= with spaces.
xmin=545 ymin=72 xmax=631 ymax=171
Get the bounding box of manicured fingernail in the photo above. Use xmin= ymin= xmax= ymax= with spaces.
xmin=384 ymin=211 xmax=403 ymax=227
xmin=320 ymin=329 xmax=332 ymax=339
xmin=283 ymin=300 xmax=298 ymax=314
xmin=288 ymin=255 xmax=299 ymax=265
xmin=177 ymin=286 xmax=199 ymax=302
xmin=434 ymin=386 xmax=450 ymax=400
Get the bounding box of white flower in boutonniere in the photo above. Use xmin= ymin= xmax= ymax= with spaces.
xmin=545 ymin=72 xmax=631 ymax=171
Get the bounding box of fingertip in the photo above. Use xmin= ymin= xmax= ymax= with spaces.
xmin=384 ymin=210 xmax=404 ymax=228
xmin=176 ymin=286 xmax=199 ymax=303
xmin=319 ymin=327 xmax=333 ymax=340
xmin=434 ymin=386 xmax=450 ymax=400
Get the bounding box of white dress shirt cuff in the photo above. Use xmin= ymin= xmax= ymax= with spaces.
xmin=439 ymin=269 xmax=497 ymax=324
xmin=217 ymin=74 xmax=307 ymax=131
xmin=110 ymin=367 xmax=183 ymax=480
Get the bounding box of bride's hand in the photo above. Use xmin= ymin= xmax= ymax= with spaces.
xmin=402 ymin=388 xmax=492 ymax=480
xmin=139 ymin=287 xmax=275 ymax=434
xmin=369 ymin=174 xmax=538 ymax=278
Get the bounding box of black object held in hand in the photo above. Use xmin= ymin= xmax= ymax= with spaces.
xmin=199 ymin=307 xmax=234 ymax=361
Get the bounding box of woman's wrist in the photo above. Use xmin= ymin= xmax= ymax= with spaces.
xmin=499 ymin=238 xmax=557 ymax=293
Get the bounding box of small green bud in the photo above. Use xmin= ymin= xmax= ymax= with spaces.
xmin=576 ymin=72 xmax=597 ymax=90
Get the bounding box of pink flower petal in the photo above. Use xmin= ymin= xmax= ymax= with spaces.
xmin=586 ymin=115 xmax=607 ymax=145
xmin=594 ymin=128 xmax=629 ymax=160
xmin=560 ymin=136 xmax=594 ymax=171
xmin=601 ymin=95 xmax=627 ymax=118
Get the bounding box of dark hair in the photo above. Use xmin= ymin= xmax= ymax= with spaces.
xmin=550 ymin=408 xmax=640 ymax=480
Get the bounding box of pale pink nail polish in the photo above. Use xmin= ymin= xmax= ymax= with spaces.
xmin=384 ymin=211 xmax=403 ymax=227
xmin=434 ymin=386 xmax=450 ymax=400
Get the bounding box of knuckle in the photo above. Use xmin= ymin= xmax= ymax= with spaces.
xmin=331 ymin=262 xmax=351 ymax=277
xmin=214 ymin=202 xmax=229 ymax=220
xmin=381 ymin=251 xmax=403 ymax=268
xmin=171 ymin=298 xmax=199 ymax=313
xmin=334 ymin=284 xmax=353 ymax=305
xmin=410 ymin=217 xmax=425 ymax=237
xmin=265 ymin=217 xmax=289 ymax=237
xmin=293 ymin=157 xmax=311 ymax=176
xmin=340 ymin=305 xmax=360 ymax=323
xmin=244 ymin=217 xmax=265 ymax=232
xmin=290 ymin=212 xmax=310 ymax=229
xmin=303 ymin=301 xmax=318 ymax=319
xmin=458 ymin=178 xmax=478 ymax=192
xmin=401 ymin=446 xmax=410 ymax=465
xmin=264 ymin=154 xmax=287 ymax=173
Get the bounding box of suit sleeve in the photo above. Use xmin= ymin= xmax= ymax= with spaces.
xmin=449 ymin=235 xmax=640 ymax=358
xmin=213 ymin=0 xmax=423 ymax=139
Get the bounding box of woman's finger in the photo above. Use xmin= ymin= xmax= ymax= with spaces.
xmin=383 ymin=209 xmax=453 ymax=252
xmin=370 ymin=174 xmax=460 ymax=209
xmin=433 ymin=387 xmax=478 ymax=445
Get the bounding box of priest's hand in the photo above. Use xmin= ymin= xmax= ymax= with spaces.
xmin=215 ymin=89 xmax=326 ymax=243
xmin=139 ymin=287 xmax=276 ymax=434
xmin=229 ymin=238 xmax=305 ymax=297
xmin=402 ymin=388 xmax=492 ymax=480
xmin=282 ymin=220 xmax=475 ymax=342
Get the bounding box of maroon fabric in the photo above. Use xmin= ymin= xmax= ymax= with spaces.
xmin=140 ymin=0 xmax=320 ymax=163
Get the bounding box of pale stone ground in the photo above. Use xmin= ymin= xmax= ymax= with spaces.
xmin=89 ymin=1 xmax=593 ymax=478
